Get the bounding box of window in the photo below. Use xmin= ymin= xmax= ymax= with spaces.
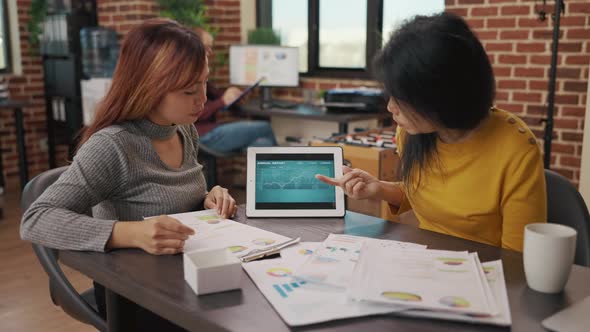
xmin=382 ymin=0 xmax=444 ymax=45
xmin=269 ymin=0 xmax=308 ymax=72
xmin=319 ymin=0 xmax=367 ymax=69
xmin=0 ymin=0 xmax=11 ymax=73
xmin=257 ymin=0 xmax=444 ymax=78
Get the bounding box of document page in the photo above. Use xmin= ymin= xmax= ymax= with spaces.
xmin=399 ymin=260 xmax=511 ymax=326
xmin=347 ymin=241 xmax=497 ymax=315
xmin=243 ymin=257 xmax=402 ymax=326
xmin=293 ymin=234 xmax=426 ymax=288
xmin=164 ymin=209 xmax=291 ymax=255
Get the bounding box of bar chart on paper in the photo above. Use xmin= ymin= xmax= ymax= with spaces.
xmin=243 ymin=258 xmax=398 ymax=326
xmin=273 ymin=281 xmax=307 ymax=299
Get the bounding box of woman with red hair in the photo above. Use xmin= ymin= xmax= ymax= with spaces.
xmin=21 ymin=18 xmax=237 ymax=330
xmin=21 ymin=18 xmax=237 ymax=254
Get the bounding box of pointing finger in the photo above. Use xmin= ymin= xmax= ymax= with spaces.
xmin=315 ymin=174 xmax=340 ymax=186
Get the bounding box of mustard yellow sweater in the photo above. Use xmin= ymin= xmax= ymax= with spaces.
xmin=394 ymin=108 xmax=547 ymax=252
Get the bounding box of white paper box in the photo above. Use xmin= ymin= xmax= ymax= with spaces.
xmin=183 ymin=248 xmax=242 ymax=295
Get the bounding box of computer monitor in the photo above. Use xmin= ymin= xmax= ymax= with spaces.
xmin=229 ymin=45 xmax=299 ymax=89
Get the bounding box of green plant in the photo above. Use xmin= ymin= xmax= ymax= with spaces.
xmin=157 ymin=0 xmax=211 ymax=30
xmin=28 ymin=0 xmax=47 ymax=52
xmin=157 ymin=0 xmax=219 ymax=50
xmin=247 ymin=27 xmax=281 ymax=45
xmin=157 ymin=0 xmax=224 ymax=70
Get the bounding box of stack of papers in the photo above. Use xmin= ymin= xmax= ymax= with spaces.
xmin=167 ymin=209 xmax=291 ymax=255
xmin=242 ymin=240 xmax=407 ymax=326
xmin=348 ymin=241 xmax=497 ymax=316
xmin=294 ymin=234 xmax=426 ymax=288
xmin=243 ymin=257 xmax=399 ymax=326
xmin=243 ymin=234 xmax=512 ymax=327
xmin=400 ymin=260 xmax=511 ymax=326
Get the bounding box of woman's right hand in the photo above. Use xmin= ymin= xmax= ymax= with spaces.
xmin=136 ymin=215 xmax=195 ymax=255
xmin=222 ymin=87 xmax=243 ymax=105
xmin=315 ymin=166 xmax=382 ymax=200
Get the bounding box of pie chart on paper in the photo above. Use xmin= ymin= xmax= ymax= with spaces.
xmin=381 ymin=291 xmax=422 ymax=302
xmin=227 ymin=245 xmax=248 ymax=253
xmin=436 ymin=257 xmax=467 ymax=266
xmin=439 ymin=296 xmax=470 ymax=308
xmin=266 ymin=267 xmax=292 ymax=277
xmin=253 ymin=238 xmax=276 ymax=246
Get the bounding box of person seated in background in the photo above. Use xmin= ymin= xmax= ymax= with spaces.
xmin=317 ymin=12 xmax=546 ymax=252
xmin=194 ymin=28 xmax=277 ymax=153
xmin=21 ymin=19 xmax=237 ymax=330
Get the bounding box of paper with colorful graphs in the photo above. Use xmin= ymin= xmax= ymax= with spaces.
xmin=279 ymin=242 xmax=321 ymax=266
xmin=347 ymin=242 xmax=498 ymax=316
xmin=292 ymin=234 xmax=427 ymax=288
xmin=245 ymin=236 xmax=511 ymax=326
xmin=399 ymin=260 xmax=511 ymax=326
xmin=165 ymin=209 xmax=291 ymax=255
xmin=242 ymin=255 xmax=403 ymax=326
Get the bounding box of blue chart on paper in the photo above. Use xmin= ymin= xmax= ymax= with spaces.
xmin=273 ymin=281 xmax=307 ymax=299
xmin=255 ymin=160 xmax=335 ymax=203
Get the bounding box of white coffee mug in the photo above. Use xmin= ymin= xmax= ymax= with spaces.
xmin=523 ymin=223 xmax=577 ymax=293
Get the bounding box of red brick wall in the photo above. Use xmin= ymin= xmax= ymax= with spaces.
xmin=96 ymin=0 xmax=240 ymax=83
xmin=203 ymin=0 xmax=241 ymax=83
xmin=97 ymin=0 xmax=158 ymax=36
xmin=9 ymin=0 xmax=588 ymax=186
xmin=446 ymin=0 xmax=589 ymax=185
xmin=1 ymin=0 xmax=69 ymax=187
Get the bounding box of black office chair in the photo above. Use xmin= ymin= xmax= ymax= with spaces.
xmin=545 ymin=169 xmax=590 ymax=267
xmin=21 ymin=166 xmax=107 ymax=331
xmin=198 ymin=144 xmax=241 ymax=190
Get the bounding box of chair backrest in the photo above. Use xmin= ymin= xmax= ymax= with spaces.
xmin=545 ymin=169 xmax=590 ymax=267
xmin=198 ymin=143 xmax=241 ymax=159
xmin=21 ymin=166 xmax=107 ymax=331
xmin=198 ymin=144 xmax=242 ymax=190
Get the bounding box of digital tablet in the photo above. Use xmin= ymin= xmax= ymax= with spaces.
xmin=542 ymin=295 xmax=590 ymax=332
xmin=222 ymin=76 xmax=265 ymax=111
xmin=246 ymin=147 xmax=346 ymax=218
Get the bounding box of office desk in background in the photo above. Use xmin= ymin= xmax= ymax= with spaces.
xmin=239 ymin=100 xmax=391 ymax=144
xmin=59 ymin=208 xmax=590 ymax=332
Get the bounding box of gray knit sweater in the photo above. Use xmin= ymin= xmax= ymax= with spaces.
xmin=20 ymin=119 xmax=208 ymax=252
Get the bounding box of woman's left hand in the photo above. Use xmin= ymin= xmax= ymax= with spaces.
xmin=204 ymin=185 xmax=237 ymax=218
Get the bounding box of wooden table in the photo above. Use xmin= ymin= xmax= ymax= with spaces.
xmin=60 ymin=208 xmax=590 ymax=331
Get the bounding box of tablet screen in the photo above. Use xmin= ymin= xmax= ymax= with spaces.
xmin=246 ymin=146 xmax=345 ymax=218
xmin=223 ymin=76 xmax=265 ymax=111
xmin=255 ymin=153 xmax=335 ymax=209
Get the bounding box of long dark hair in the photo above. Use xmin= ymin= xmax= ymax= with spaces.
xmin=374 ymin=12 xmax=495 ymax=190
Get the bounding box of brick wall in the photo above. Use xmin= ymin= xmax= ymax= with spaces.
xmin=446 ymin=0 xmax=589 ymax=185
xmin=7 ymin=0 xmax=588 ymax=186
xmin=97 ymin=0 xmax=159 ymax=35
xmin=96 ymin=0 xmax=240 ymax=85
xmin=272 ymin=0 xmax=590 ymax=185
xmin=1 ymin=0 xmax=68 ymax=188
